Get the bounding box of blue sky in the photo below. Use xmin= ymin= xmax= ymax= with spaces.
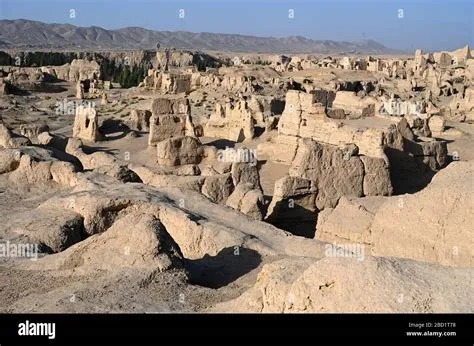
xmin=1 ymin=0 xmax=472 ymax=51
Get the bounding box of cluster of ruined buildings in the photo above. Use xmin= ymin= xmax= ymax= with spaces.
xmin=2 ymin=44 xmax=472 ymax=123
xmin=55 ymin=84 xmax=452 ymax=229
xmin=0 ymin=45 xmax=472 ymax=242
xmin=135 ymin=45 xmax=473 ymax=120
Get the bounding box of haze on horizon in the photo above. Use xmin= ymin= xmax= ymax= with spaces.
xmin=0 ymin=0 xmax=473 ymax=52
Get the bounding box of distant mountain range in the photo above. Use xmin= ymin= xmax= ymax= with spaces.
xmin=0 ymin=19 xmax=397 ymax=54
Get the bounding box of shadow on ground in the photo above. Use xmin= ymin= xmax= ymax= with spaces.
xmin=205 ymin=138 xmax=237 ymax=150
xmin=265 ymin=198 xmax=318 ymax=238
xmin=99 ymin=119 xmax=131 ymax=140
xmin=185 ymin=247 xmax=262 ymax=289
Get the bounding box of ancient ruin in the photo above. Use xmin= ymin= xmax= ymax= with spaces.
xmin=72 ymin=104 xmax=102 ymax=142
xmin=148 ymin=97 xmax=195 ymax=145
xmin=0 ymin=6 xmax=472 ymax=329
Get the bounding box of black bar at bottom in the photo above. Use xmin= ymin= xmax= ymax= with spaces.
xmin=0 ymin=313 xmax=471 ymax=345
